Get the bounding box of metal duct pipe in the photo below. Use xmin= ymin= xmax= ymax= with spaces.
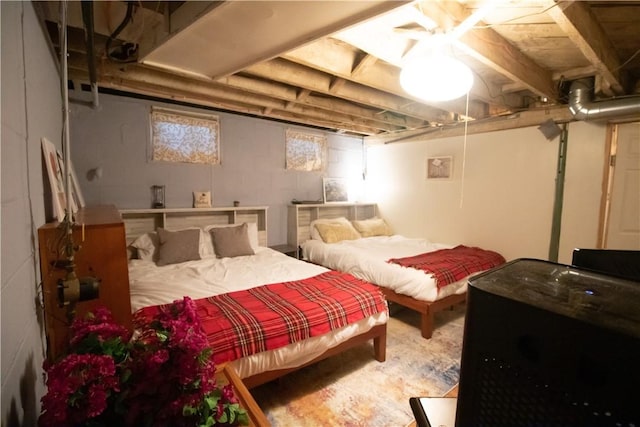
xmin=569 ymin=78 xmax=640 ymax=121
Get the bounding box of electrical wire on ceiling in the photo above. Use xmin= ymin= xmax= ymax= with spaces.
xmin=105 ymin=1 xmax=139 ymax=63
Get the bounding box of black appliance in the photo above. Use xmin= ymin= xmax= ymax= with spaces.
xmin=572 ymin=248 xmax=640 ymax=282
xmin=456 ymin=258 xmax=640 ymax=427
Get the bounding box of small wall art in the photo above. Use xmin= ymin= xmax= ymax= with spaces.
xmin=323 ymin=178 xmax=349 ymax=203
xmin=193 ymin=191 xmax=212 ymax=208
xmin=41 ymin=137 xmax=79 ymax=221
xmin=426 ymin=156 xmax=453 ymax=180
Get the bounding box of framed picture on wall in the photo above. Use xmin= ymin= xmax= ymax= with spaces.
xmin=193 ymin=191 xmax=212 ymax=208
xmin=57 ymin=149 xmax=84 ymax=210
xmin=426 ymin=156 xmax=453 ymax=180
xmin=41 ymin=137 xmax=67 ymax=221
xmin=42 ymin=137 xmax=81 ymax=221
xmin=323 ymin=178 xmax=349 ymax=203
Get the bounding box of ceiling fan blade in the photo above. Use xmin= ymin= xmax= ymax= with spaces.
xmin=449 ymin=0 xmax=497 ymax=40
xmin=401 ymin=0 xmax=497 ymax=59
xmin=392 ymin=27 xmax=432 ymax=41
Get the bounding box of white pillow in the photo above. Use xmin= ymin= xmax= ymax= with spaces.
xmin=204 ymin=222 xmax=260 ymax=252
xmin=309 ymin=217 xmax=360 ymax=241
xmin=132 ymin=228 xmax=213 ymax=260
xmin=131 ymin=232 xmax=159 ymax=261
xmin=351 ymin=217 xmax=393 ymax=237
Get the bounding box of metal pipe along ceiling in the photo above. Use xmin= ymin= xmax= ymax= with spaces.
xmin=569 ymin=78 xmax=640 ymax=121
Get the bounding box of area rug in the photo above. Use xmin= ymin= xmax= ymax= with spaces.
xmin=251 ymin=302 xmax=466 ymax=426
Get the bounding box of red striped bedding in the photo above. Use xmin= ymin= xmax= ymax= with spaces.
xmin=388 ymin=245 xmax=506 ymax=289
xmin=133 ymin=270 xmax=387 ymax=364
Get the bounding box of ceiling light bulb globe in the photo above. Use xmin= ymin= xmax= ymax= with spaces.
xmin=400 ymin=54 xmax=474 ymax=102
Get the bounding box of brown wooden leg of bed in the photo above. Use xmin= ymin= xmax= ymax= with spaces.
xmin=381 ymin=287 xmax=466 ymax=339
xmin=420 ymin=310 xmax=434 ymax=339
xmin=373 ymin=324 xmax=387 ymax=362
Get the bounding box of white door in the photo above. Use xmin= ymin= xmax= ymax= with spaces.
xmin=605 ymin=122 xmax=640 ymax=249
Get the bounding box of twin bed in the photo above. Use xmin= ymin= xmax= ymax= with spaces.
xmin=122 ymin=204 xmax=505 ymax=388
xmin=289 ymin=204 xmax=506 ymax=339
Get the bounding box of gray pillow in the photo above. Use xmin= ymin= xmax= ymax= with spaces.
xmin=210 ymin=223 xmax=255 ymax=258
xmin=156 ymin=228 xmax=201 ymax=266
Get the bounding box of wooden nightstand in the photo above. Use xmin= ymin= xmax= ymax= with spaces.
xmin=269 ymin=244 xmax=299 ymax=258
xmin=217 ymin=364 xmax=270 ymax=427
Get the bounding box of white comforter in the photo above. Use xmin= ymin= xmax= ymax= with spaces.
xmin=128 ymin=247 xmax=388 ymax=379
xmin=301 ymin=235 xmax=468 ymax=302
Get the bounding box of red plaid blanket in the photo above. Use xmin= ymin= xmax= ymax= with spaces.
xmin=388 ymin=245 xmax=506 ymax=289
xmin=133 ymin=271 xmax=387 ymax=364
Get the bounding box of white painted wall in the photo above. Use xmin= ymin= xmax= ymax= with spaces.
xmin=365 ymin=121 xmax=607 ymax=265
xmin=69 ymin=92 xmax=365 ymax=245
xmin=1 ymin=1 xmax=62 ymax=424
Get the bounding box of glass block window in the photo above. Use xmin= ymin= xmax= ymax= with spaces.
xmin=285 ymin=129 xmax=326 ymax=172
xmin=151 ymin=107 xmax=220 ymax=164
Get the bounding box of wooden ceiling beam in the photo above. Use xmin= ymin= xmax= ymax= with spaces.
xmin=68 ymin=57 xmax=398 ymax=135
xmin=351 ymin=53 xmax=378 ymax=78
xmin=501 ymin=65 xmax=598 ymax=94
xmin=221 ymin=73 xmax=423 ymax=129
xmin=364 ymin=105 xmax=576 ymax=145
xmin=283 ymin=37 xmax=492 ymax=119
xmin=545 ymin=0 xmax=627 ymax=95
xmin=69 ymin=47 xmax=415 ymax=132
xmin=245 ymin=58 xmax=455 ymax=124
xmin=79 ymin=70 xmax=384 ymax=136
xmin=419 ymin=1 xmax=559 ymax=102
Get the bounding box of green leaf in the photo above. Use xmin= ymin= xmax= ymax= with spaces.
xmin=183 ymin=405 xmax=197 ymax=417
xmin=236 ymin=409 xmax=249 ymax=426
xmin=205 ymin=395 xmax=218 ymax=410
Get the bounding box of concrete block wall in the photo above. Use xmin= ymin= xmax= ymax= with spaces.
xmin=69 ymin=92 xmax=366 ymax=246
xmin=2 ymin=2 xmax=63 ymax=424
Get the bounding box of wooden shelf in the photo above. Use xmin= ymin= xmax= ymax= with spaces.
xmin=287 ymin=203 xmax=377 ymax=247
xmin=120 ymin=206 xmax=269 ymax=246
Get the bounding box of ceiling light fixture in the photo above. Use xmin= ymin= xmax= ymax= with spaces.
xmin=400 ymin=52 xmax=474 ymax=102
xmin=397 ymin=0 xmax=499 ymax=103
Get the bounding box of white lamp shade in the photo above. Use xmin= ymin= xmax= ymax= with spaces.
xmin=400 ymin=54 xmax=474 ymax=102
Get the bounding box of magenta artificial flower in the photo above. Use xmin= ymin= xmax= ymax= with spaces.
xmin=69 ymin=305 xmax=131 ymax=348
xmin=39 ymin=296 xmax=246 ymax=427
xmin=39 ymin=353 xmax=118 ymax=427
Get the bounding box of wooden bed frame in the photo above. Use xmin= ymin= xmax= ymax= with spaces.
xmin=288 ymin=202 xmax=468 ymax=339
xmin=241 ymin=323 xmax=386 ymax=389
xmin=381 ymin=288 xmax=466 ymax=339
xmin=119 ymin=206 xmax=388 ymax=388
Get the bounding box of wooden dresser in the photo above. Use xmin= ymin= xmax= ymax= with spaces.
xmin=38 ymin=205 xmax=131 ymax=361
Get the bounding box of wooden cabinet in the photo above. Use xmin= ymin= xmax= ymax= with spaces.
xmin=287 ymin=203 xmax=377 ymax=247
xmin=38 ymin=205 xmax=131 ymax=361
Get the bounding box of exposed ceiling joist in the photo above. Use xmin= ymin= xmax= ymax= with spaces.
xmin=38 ymin=0 xmax=640 ymax=139
xmin=419 ymin=1 xmax=559 ymax=102
xmin=545 ymin=0 xmax=627 ymax=94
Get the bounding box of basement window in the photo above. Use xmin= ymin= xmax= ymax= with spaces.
xmin=150 ymin=107 xmax=220 ymax=165
xmin=285 ymin=129 xmax=326 ymax=172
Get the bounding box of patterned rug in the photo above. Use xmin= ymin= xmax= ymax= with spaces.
xmin=251 ymin=302 xmax=466 ymax=426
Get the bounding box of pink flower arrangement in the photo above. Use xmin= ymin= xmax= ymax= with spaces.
xmin=39 ymin=297 xmax=248 ymax=427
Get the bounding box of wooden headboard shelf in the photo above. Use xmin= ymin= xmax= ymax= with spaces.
xmin=120 ymin=206 xmax=269 ymax=247
xmin=287 ymin=203 xmax=377 ymax=247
